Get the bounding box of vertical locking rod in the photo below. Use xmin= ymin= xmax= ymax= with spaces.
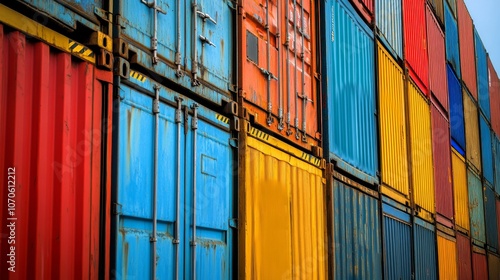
xmin=191 ymin=104 xmax=199 ymax=280
xmin=141 ymin=0 xmax=166 ymax=64
xmin=151 ymin=84 xmax=160 ymax=279
xmin=174 ymin=96 xmax=183 ymax=280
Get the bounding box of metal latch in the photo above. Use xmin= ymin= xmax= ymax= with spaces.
xmin=229 ymin=218 xmax=237 ymax=229
xmin=196 ymin=10 xmax=217 ymax=24
xmin=199 ymin=35 xmax=216 ymax=47
xmin=94 ymin=7 xmax=112 ymax=23
xmin=112 ymin=203 xmax=122 ymax=215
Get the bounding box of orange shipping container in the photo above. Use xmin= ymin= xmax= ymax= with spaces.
xmin=237 ymin=0 xmax=320 ymax=151
xmin=488 ymin=57 xmax=500 ymax=137
xmin=463 ymin=87 xmax=482 ymax=173
xmin=457 ymin=0 xmax=477 ymax=100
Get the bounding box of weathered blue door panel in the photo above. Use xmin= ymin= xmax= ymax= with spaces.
xmin=414 ymin=218 xmax=437 ymax=280
xmin=480 ymin=115 xmax=494 ymax=185
xmin=445 ymin=1 xmax=461 ymax=78
xmin=113 ymin=74 xmax=234 ymax=279
xmin=475 ymin=28 xmax=490 ymax=120
xmin=448 ymin=64 xmax=465 ymax=155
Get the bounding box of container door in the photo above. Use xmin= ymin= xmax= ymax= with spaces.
xmin=113 ymin=81 xmax=234 ymax=279
xmin=414 ymin=218 xmax=437 ymax=280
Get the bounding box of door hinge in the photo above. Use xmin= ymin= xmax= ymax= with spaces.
xmin=229 ymin=138 xmax=238 ymax=148
xmin=94 ymin=7 xmax=112 ymax=23
xmin=229 ymin=218 xmax=237 ymax=229
xmin=115 ymin=15 xmax=129 ymax=29
xmin=113 ymin=203 xmax=122 ymax=215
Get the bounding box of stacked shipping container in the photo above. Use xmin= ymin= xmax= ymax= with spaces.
xmin=2 ymin=0 xmax=500 ymax=279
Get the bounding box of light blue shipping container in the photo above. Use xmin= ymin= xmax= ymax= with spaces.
xmin=480 ymin=114 xmax=494 ymax=185
xmin=448 ymin=64 xmax=466 ymax=155
xmin=112 ymin=74 xmax=235 ymax=279
xmin=484 ymin=186 xmax=499 ymax=253
xmin=414 ymin=218 xmax=437 ymax=280
xmin=375 ymin=0 xmax=403 ymax=59
xmin=468 ymin=169 xmax=486 ymax=246
xmin=382 ymin=199 xmax=412 ymax=280
xmin=321 ymin=0 xmax=378 ymax=185
xmin=113 ymin=0 xmax=235 ymax=105
xmin=445 ymin=1 xmax=461 ymax=78
xmin=333 ymin=179 xmax=382 ymax=280
xmin=475 ymin=28 xmax=491 ymax=120
xmin=493 ymin=135 xmax=500 ymax=194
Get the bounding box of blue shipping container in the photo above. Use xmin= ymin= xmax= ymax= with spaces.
xmin=112 ymin=74 xmax=235 ymax=279
xmin=414 ymin=218 xmax=438 ymax=280
xmin=493 ymin=135 xmax=500 ymax=194
xmin=14 ymin=0 xmax=105 ymax=32
xmin=321 ymin=0 xmax=378 ymax=184
xmin=480 ymin=115 xmax=494 ymax=185
xmin=375 ymin=0 xmax=403 ymax=59
xmin=475 ymin=28 xmax=491 ymax=120
xmin=113 ymin=0 xmax=235 ymax=105
xmin=445 ymin=1 xmax=461 ymax=78
xmin=484 ymin=186 xmax=499 ymax=253
xmin=333 ymin=179 xmax=382 ymax=280
xmin=382 ymin=201 xmax=412 ymax=280
xmin=448 ymin=64 xmax=466 ymax=155
xmin=468 ymin=169 xmax=486 ymax=246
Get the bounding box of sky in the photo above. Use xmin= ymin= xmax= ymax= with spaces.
xmin=464 ymin=0 xmax=500 ymax=73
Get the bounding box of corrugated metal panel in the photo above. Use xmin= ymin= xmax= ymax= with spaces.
xmin=480 ymin=115 xmax=494 ymax=185
xmin=378 ymin=42 xmax=409 ymax=204
xmin=408 ymin=79 xmax=435 ymax=218
xmin=489 ymin=57 xmax=500 ymax=137
xmin=431 ymin=103 xmax=454 ymax=223
xmin=113 ymin=77 xmax=235 ymax=279
xmin=403 ymin=0 xmax=429 ymax=93
xmin=240 ymin=128 xmax=327 ymax=279
xmin=468 ymin=169 xmax=486 ymax=245
xmin=113 ymin=0 xmax=234 ymax=106
xmin=475 ymin=28 xmax=491 ymax=120
xmin=448 ymin=64 xmax=466 ymax=155
xmin=426 ymin=4 xmax=448 ymax=111
xmin=457 ymin=232 xmax=473 ymax=280
xmin=0 ymin=25 xmax=112 ymax=279
xmin=463 ymin=88 xmax=482 ymax=172
xmin=414 ymin=218 xmax=437 ymax=280
xmin=485 ymin=187 xmax=499 ymax=253
xmin=428 ymin=0 xmax=445 ymax=25
xmin=332 ymin=180 xmax=382 ymax=280
xmin=438 ymin=233 xmax=459 ymax=280
xmin=472 ymin=250 xmax=488 ymax=280
xmin=239 ymin=0 xmax=320 ymax=149
xmin=488 ymin=253 xmax=500 ymax=280
xmin=453 ymin=148 xmax=470 ymax=232
xmin=446 ymin=0 xmax=457 ymax=17
xmin=350 ymin=0 xmax=374 ymax=24
xmin=498 ymin=199 xmax=500 ymax=252
xmin=322 ymin=0 xmax=378 ymax=184
xmin=445 ymin=1 xmax=461 ymax=78
xmin=494 ymin=135 xmax=500 ymax=195
xmin=382 ymin=203 xmax=412 ymax=280
xmin=375 ymin=0 xmax=403 ymax=59
xmin=457 ymin=0 xmax=477 ymax=100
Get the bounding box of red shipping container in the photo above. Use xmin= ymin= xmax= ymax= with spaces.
xmin=472 ymin=249 xmax=488 ymax=280
xmin=426 ymin=4 xmax=448 ymax=111
xmin=0 ymin=25 xmax=112 ymax=279
xmin=457 ymin=0 xmax=477 ymax=99
xmin=431 ymin=100 xmax=454 ymax=226
xmin=457 ymin=232 xmax=473 ymax=280
xmin=238 ymin=0 xmax=321 ymax=151
xmin=488 ymin=57 xmax=500 ymax=137
xmin=403 ymin=0 xmax=429 ymax=94
xmin=350 ymin=0 xmax=374 ymax=25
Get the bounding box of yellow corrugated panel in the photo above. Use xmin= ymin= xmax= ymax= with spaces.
xmin=240 ymin=132 xmax=327 ymax=279
xmin=437 ymin=233 xmax=458 ymax=280
xmin=378 ymin=41 xmax=409 ymax=202
xmin=463 ymin=89 xmax=482 ymax=173
xmin=452 ymin=148 xmax=470 ymax=231
xmin=408 ymin=79 xmax=435 ymax=218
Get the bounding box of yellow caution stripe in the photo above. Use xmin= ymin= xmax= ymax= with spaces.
xmin=0 ymin=4 xmax=95 ymax=63
xmin=216 ymin=114 xmax=230 ymax=124
xmin=301 ymin=152 xmax=321 ymax=166
xmin=130 ymin=70 xmax=147 ymax=82
xmin=249 ymin=127 xmax=270 ymax=142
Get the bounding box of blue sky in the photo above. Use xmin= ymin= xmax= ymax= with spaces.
xmin=464 ymin=0 xmax=500 ymax=73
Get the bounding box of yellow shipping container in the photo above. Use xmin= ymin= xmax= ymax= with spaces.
xmin=407 ymin=78 xmax=435 ymax=221
xmin=378 ymin=41 xmax=409 ymax=205
xmin=238 ymin=122 xmax=327 ymax=280
xmin=463 ymin=88 xmax=482 ymax=173
xmin=452 ymin=148 xmax=470 ymax=232
xmin=437 ymin=233 xmax=458 ymax=280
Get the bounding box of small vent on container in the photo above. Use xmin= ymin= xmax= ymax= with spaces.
xmin=246 ymin=31 xmax=258 ymax=63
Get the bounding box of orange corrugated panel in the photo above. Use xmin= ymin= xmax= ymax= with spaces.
xmin=238 ymin=0 xmax=320 ymax=151
xmin=0 ymin=23 xmax=112 ymax=279
xmin=463 ymin=87 xmax=482 ymax=173
xmin=457 ymin=0 xmax=477 ymax=99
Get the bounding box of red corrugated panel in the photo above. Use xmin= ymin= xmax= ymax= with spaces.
xmin=404 ymin=0 xmax=429 ymax=94
xmin=350 ymin=0 xmax=374 ymax=25
xmin=457 ymin=0 xmax=477 ymax=99
xmin=426 ymin=4 xmax=448 ymax=111
xmin=472 ymin=250 xmax=488 ymax=280
xmin=431 ymin=100 xmax=454 ymax=225
xmin=457 ymin=232 xmax=473 ymax=280
xmin=0 ymin=25 xmax=112 ymax=279
xmin=488 ymin=57 xmax=500 ymax=137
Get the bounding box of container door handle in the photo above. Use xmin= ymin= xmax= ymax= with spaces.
xmin=196 ymin=10 xmax=217 ymax=25
xmin=199 ymin=35 xmax=216 ymax=47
